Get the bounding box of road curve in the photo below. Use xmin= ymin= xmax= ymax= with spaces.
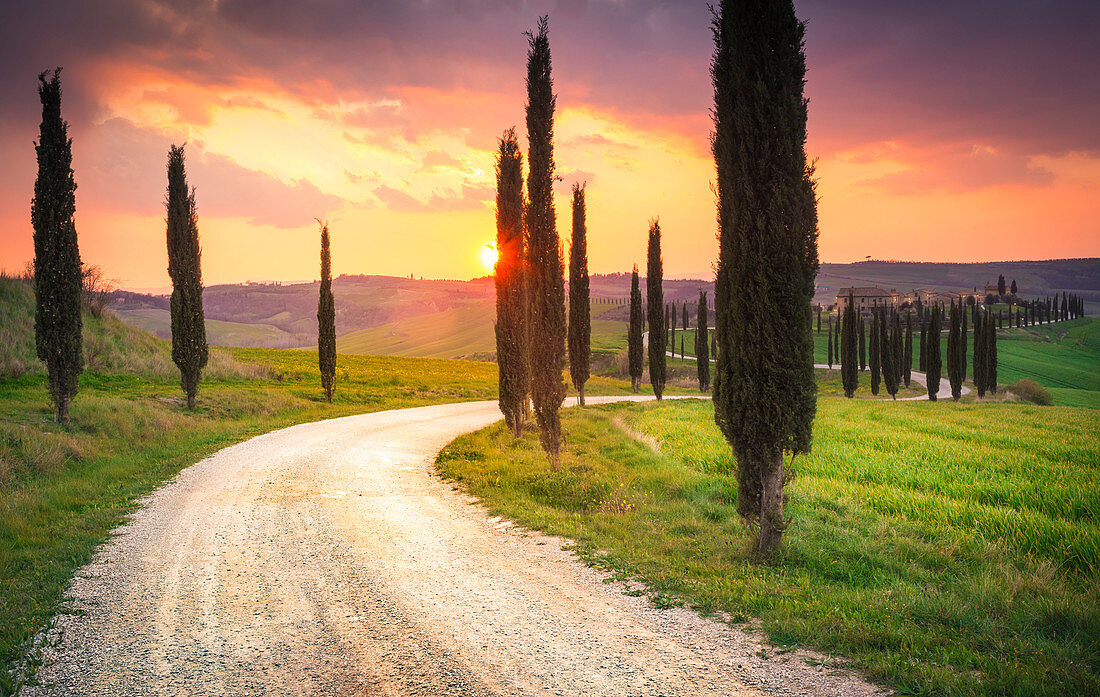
xmin=25 ymin=396 xmax=885 ymax=697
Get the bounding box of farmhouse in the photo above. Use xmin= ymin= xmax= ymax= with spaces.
xmin=835 ymin=287 xmax=904 ymax=312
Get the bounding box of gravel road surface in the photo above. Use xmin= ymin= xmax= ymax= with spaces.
xmin=25 ymin=396 xmax=887 ymax=696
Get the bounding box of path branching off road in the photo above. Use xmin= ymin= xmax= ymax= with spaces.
xmin=24 ymin=396 xmax=886 ymax=697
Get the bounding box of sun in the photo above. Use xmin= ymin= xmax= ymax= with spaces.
xmin=479 ymin=244 xmax=498 ymax=272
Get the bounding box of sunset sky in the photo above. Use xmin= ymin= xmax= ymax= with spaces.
xmin=1 ymin=0 xmax=1097 ymax=288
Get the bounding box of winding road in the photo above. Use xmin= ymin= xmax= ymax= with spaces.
xmin=25 ymin=396 xmax=886 ymax=697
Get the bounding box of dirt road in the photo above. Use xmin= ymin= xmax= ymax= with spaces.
xmin=26 ymin=397 xmax=885 ymax=696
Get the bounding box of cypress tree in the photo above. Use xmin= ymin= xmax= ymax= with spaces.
xmin=1062 ymin=292 xmax=1068 ymax=321
xmin=567 ymin=183 xmax=591 ymax=406
xmin=869 ymin=310 xmax=881 ymax=395
xmin=841 ymin=293 xmax=858 ymax=398
xmin=524 ymin=17 xmax=566 ymax=460
xmin=664 ymin=301 xmax=673 ymax=358
xmin=919 ymin=319 xmax=927 ymax=372
xmin=32 ymin=69 xmax=83 ymax=426
xmin=697 ymin=290 xmax=710 ymax=390
xmin=628 ymin=265 xmax=644 ymax=393
xmin=879 ymin=311 xmax=896 ymax=398
xmin=960 ymin=304 xmax=968 ymax=384
xmin=903 ymin=313 xmax=913 ymax=387
xmin=683 ymin=301 xmax=690 ymax=332
xmin=1010 ymin=279 xmax=1017 ymax=296
xmin=890 ymin=312 xmax=903 ymax=396
xmin=711 ymin=0 xmax=818 ymax=556
xmin=947 ymin=302 xmax=962 ymax=401
xmin=988 ymin=314 xmax=998 ymax=393
xmin=858 ymin=315 xmax=866 ymax=371
xmin=165 ymin=144 xmax=208 ymax=410
xmin=827 ymin=319 xmax=834 ymax=367
xmin=926 ymin=306 xmax=942 ymax=401
xmin=974 ymin=308 xmax=986 ymax=398
xmin=647 ymin=219 xmax=666 ymax=399
xmin=711 ymin=331 xmax=717 ymax=358
xmin=494 ymin=127 xmax=528 ymax=436
xmin=317 ymin=221 xmax=336 ymax=403
xmin=816 ymin=308 xmax=821 ymax=334
xmin=997 ymin=274 xmax=1006 ymax=298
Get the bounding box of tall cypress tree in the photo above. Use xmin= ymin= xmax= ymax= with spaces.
xmin=317 ymin=221 xmax=336 ymax=403
xmin=32 ymin=69 xmax=83 ymax=426
xmin=494 ymin=128 xmax=528 ymax=436
xmin=682 ymin=302 xmax=690 ymax=332
xmin=997 ymin=274 xmax=1006 ymax=298
xmin=711 ymin=0 xmax=818 ymax=556
xmin=165 ymin=144 xmax=208 ymax=410
xmin=919 ymin=319 xmax=927 ymax=372
xmin=647 ymin=220 xmax=666 ymax=399
xmin=816 ymin=308 xmax=821 ymax=334
xmin=883 ymin=311 xmax=899 ymax=399
xmin=988 ymin=314 xmax=998 ymax=394
xmin=903 ymin=313 xmax=913 ymax=387
xmin=628 ymin=265 xmax=644 ymax=393
xmin=697 ymin=289 xmax=710 ymax=390
xmin=974 ymin=308 xmax=987 ymax=398
xmin=524 ymin=17 xmax=566 ymax=460
xmin=960 ymin=305 xmax=968 ymax=384
xmin=568 ymin=183 xmax=591 ymax=406
xmin=947 ymin=302 xmax=962 ymax=401
xmin=926 ymin=305 xmax=942 ymax=401
xmin=841 ymin=293 xmax=858 ymax=398
xmin=869 ymin=310 xmax=881 ymax=395
xmin=827 ymin=319 xmax=834 ymax=367
xmin=858 ymin=315 xmax=866 ymax=371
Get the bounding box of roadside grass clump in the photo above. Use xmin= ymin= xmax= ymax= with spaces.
xmin=437 ymin=398 xmax=1100 ymax=696
xmin=1010 ymin=379 xmax=1054 ymax=406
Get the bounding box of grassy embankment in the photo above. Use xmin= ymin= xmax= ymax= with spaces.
xmin=438 ymin=398 xmax=1099 ymax=696
xmin=0 ymin=276 xmax=639 ymax=692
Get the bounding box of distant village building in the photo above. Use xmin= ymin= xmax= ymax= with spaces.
xmin=835 ymin=287 xmax=904 ymax=313
xmin=912 ymin=288 xmax=938 ymax=306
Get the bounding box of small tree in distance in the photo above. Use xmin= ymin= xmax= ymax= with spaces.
xmin=841 ymin=293 xmax=857 ymax=398
xmin=32 ymin=68 xmax=83 ymax=426
xmin=317 ymin=221 xmax=336 ymax=402
xmin=165 ymin=144 xmax=208 ymax=409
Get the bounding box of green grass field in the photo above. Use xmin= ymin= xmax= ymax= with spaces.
xmin=673 ymin=316 xmax=1100 ymax=407
xmin=438 ymin=398 xmax=1100 ymax=696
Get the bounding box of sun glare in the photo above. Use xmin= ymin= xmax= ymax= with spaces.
xmin=480 ymin=244 xmax=498 ymax=272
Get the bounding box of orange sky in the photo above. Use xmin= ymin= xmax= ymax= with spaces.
xmin=1 ymin=1 xmax=1097 ymax=288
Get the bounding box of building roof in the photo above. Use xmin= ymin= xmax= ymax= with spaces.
xmin=836 ymin=287 xmax=894 ymax=297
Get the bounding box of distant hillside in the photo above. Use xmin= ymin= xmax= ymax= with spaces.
xmin=0 ymin=276 xmax=253 ymax=381
xmin=107 ymin=259 xmax=1098 ymax=357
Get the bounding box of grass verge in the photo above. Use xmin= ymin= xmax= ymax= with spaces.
xmin=437 ymin=398 xmax=1100 ymax=696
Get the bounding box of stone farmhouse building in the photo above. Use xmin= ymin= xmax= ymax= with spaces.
xmin=835 ymin=285 xmax=991 ymax=312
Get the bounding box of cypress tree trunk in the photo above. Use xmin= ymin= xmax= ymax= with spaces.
xmin=567 ymin=183 xmax=591 ymax=406
xmin=869 ymin=311 xmax=881 ymax=395
xmin=494 ymin=128 xmax=528 ymax=436
xmin=628 ymin=266 xmax=644 ymax=393
xmin=646 ymin=220 xmax=666 ymax=399
xmin=697 ymin=290 xmax=710 ymax=390
xmin=711 ymin=0 xmax=818 ymax=558
xmin=524 ymin=17 xmax=566 ymax=461
xmin=32 ymin=69 xmax=83 ymax=426
xmin=317 ymin=222 xmax=336 ymax=403
xmin=926 ymin=306 xmax=942 ymax=401
xmin=841 ymin=293 xmax=858 ymax=398
xmin=165 ymin=144 xmax=208 ymax=410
